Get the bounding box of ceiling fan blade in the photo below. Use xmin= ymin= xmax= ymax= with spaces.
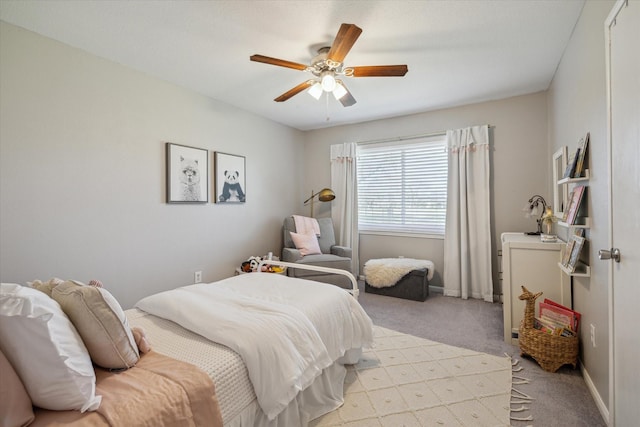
xmin=274 ymin=80 xmax=315 ymax=102
xmin=250 ymin=54 xmax=308 ymax=71
xmin=327 ymin=23 xmax=362 ymax=64
xmin=349 ymin=65 xmax=408 ymax=77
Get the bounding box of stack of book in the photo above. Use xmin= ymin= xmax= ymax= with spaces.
xmin=534 ymin=299 xmax=581 ymax=337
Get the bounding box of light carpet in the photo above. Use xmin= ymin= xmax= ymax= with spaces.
xmin=312 ymin=326 xmax=512 ymax=427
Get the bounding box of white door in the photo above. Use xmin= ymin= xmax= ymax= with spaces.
xmin=605 ymin=1 xmax=640 ymax=425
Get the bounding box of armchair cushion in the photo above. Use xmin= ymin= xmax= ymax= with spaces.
xmin=289 ymin=231 xmax=322 ymax=256
xmin=290 ymin=254 xmax=351 ymax=279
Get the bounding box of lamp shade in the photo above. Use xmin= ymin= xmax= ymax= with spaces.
xmin=303 ymin=188 xmax=335 ymax=217
xmin=332 ymin=82 xmax=348 ymax=100
xmin=321 ymin=71 xmax=336 ymax=92
xmin=307 ymin=82 xmax=323 ymax=100
xmin=317 ymin=188 xmax=335 ymax=202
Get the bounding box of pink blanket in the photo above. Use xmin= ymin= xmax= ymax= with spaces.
xmin=292 ymin=215 xmax=321 ymax=236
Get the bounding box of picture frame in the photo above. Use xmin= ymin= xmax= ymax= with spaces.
xmin=214 ymin=152 xmax=246 ymax=203
xmin=552 ymin=146 xmax=568 ymax=218
xmin=166 ymin=143 xmax=208 ymax=203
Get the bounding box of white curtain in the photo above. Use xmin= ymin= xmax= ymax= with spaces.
xmin=443 ymin=125 xmax=493 ymax=301
xmin=330 ymin=143 xmax=359 ymax=275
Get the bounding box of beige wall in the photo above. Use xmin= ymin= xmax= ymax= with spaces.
xmin=304 ymin=93 xmax=549 ymax=295
xmin=547 ymin=0 xmax=615 ymax=418
xmin=0 ymin=22 xmax=305 ymax=308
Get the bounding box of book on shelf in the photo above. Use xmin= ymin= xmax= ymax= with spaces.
xmin=562 ymin=239 xmax=575 ymax=266
xmin=562 ymin=189 xmax=574 ymax=223
xmin=563 ymin=149 xmax=580 ymax=179
xmin=573 ymin=132 xmax=590 ymax=178
xmin=542 ymin=298 xmax=581 ymax=332
xmin=567 ymin=235 xmax=586 ymax=272
xmin=565 ymin=185 xmax=586 ymax=225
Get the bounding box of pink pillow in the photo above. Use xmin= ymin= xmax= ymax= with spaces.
xmin=290 ymin=231 xmax=322 ymax=256
xmin=0 ymin=348 xmax=34 ymax=427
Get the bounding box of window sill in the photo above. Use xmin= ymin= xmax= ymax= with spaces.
xmin=359 ymin=230 xmax=444 ymax=240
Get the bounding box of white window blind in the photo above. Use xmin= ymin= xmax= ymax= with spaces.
xmin=357 ymin=136 xmax=448 ymax=236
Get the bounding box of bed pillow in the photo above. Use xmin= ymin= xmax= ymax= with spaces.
xmin=52 ymin=281 xmax=139 ymax=370
xmin=0 ymin=347 xmax=35 ymax=427
xmin=290 ymin=231 xmax=322 ymax=256
xmin=0 ymin=283 xmax=101 ymax=412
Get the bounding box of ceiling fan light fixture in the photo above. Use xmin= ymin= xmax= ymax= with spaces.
xmin=332 ymin=82 xmax=348 ymax=100
xmin=250 ymin=23 xmax=407 ymax=107
xmin=321 ymin=71 xmax=336 ymax=92
xmin=308 ymin=82 xmax=323 ymax=99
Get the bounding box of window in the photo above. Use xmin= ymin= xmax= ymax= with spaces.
xmin=357 ymin=135 xmax=448 ymax=236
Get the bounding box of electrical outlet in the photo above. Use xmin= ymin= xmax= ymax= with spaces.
xmin=590 ymin=324 xmax=596 ymax=347
xmin=194 ymin=271 xmax=202 ymax=284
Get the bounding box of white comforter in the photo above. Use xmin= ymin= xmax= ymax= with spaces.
xmin=135 ymin=273 xmax=373 ymax=421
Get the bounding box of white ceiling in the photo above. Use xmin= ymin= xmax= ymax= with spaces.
xmin=0 ymin=0 xmax=585 ymax=131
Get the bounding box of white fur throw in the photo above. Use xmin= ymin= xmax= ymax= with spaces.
xmin=364 ymin=258 xmax=434 ymax=288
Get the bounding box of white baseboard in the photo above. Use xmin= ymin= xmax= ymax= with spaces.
xmin=581 ymin=362 xmax=610 ymax=425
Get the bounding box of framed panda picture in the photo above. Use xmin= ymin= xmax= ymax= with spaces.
xmin=166 ymin=143 xmax=208 ymax=203
xmin=214 ymin=152 xmax=246 ymax=203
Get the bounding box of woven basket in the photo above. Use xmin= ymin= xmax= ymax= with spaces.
xmin=518 ymin=286 xmax=579 ymax=373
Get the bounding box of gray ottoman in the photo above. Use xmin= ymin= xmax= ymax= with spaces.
xmin=365 ymin=268 xmax=429 ymax=302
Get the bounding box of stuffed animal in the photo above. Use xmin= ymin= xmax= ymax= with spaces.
xmin=248 ymin=256 xmax=263 ymax=272
xmin=218 ymin=170 xmax=245 ymax=202
xmin=240 ymin=256 xmax=270 ymax=272
xmin=88 ymin=279 xmax=103 ymax=288
xmin=28 ymin=278 xmax=64 ymax=296
xmin=241 ymin=260 xmax=253 ymax=272
xmin=131 ymin=327 xmax=151 ymax=354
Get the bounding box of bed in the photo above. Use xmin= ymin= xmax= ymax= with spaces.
xmin=1 ymin=262 xmax=372 ymax=427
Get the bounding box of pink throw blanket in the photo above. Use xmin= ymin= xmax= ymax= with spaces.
xmin=292 ymin=215 xmax=321 ymax=236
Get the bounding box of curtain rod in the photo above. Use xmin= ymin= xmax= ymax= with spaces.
xmin=356 ymin=124 xmax=493 ymax=146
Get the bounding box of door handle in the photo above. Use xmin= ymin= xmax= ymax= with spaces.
xmin=599 ymin=248 xmax=621 ymax=263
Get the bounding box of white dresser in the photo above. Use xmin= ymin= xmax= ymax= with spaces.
xmin=501 ymin=232 xmax=571 ymax=344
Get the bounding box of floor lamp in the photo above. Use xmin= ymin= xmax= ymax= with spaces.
xmin=304 ymin=188 xmax=335 ymax=217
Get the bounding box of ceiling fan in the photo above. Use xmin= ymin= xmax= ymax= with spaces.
xmin=250 ymin=23 xmax=408 ymax=107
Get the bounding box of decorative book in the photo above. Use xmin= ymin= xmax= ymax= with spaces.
xmin=573 ymin=132 xmax=590 ymax=178
xmin=567 ymin=235 xmax=586 ymax=272
xmin=541 ymin=298 xmax=581 ymax=332
xmin=562 ymin=239 xmax=575 ymax=266
xmin=563 ymin=149 xmax=580 ymax=179
xmin=565 ymin=185 xmax=586 ymax=225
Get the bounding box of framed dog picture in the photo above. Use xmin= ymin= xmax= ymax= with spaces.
xmin=214 ymin=152 xmax=246 ymax=203
xmin=166 ymin=143 xmax=208 ymax=203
